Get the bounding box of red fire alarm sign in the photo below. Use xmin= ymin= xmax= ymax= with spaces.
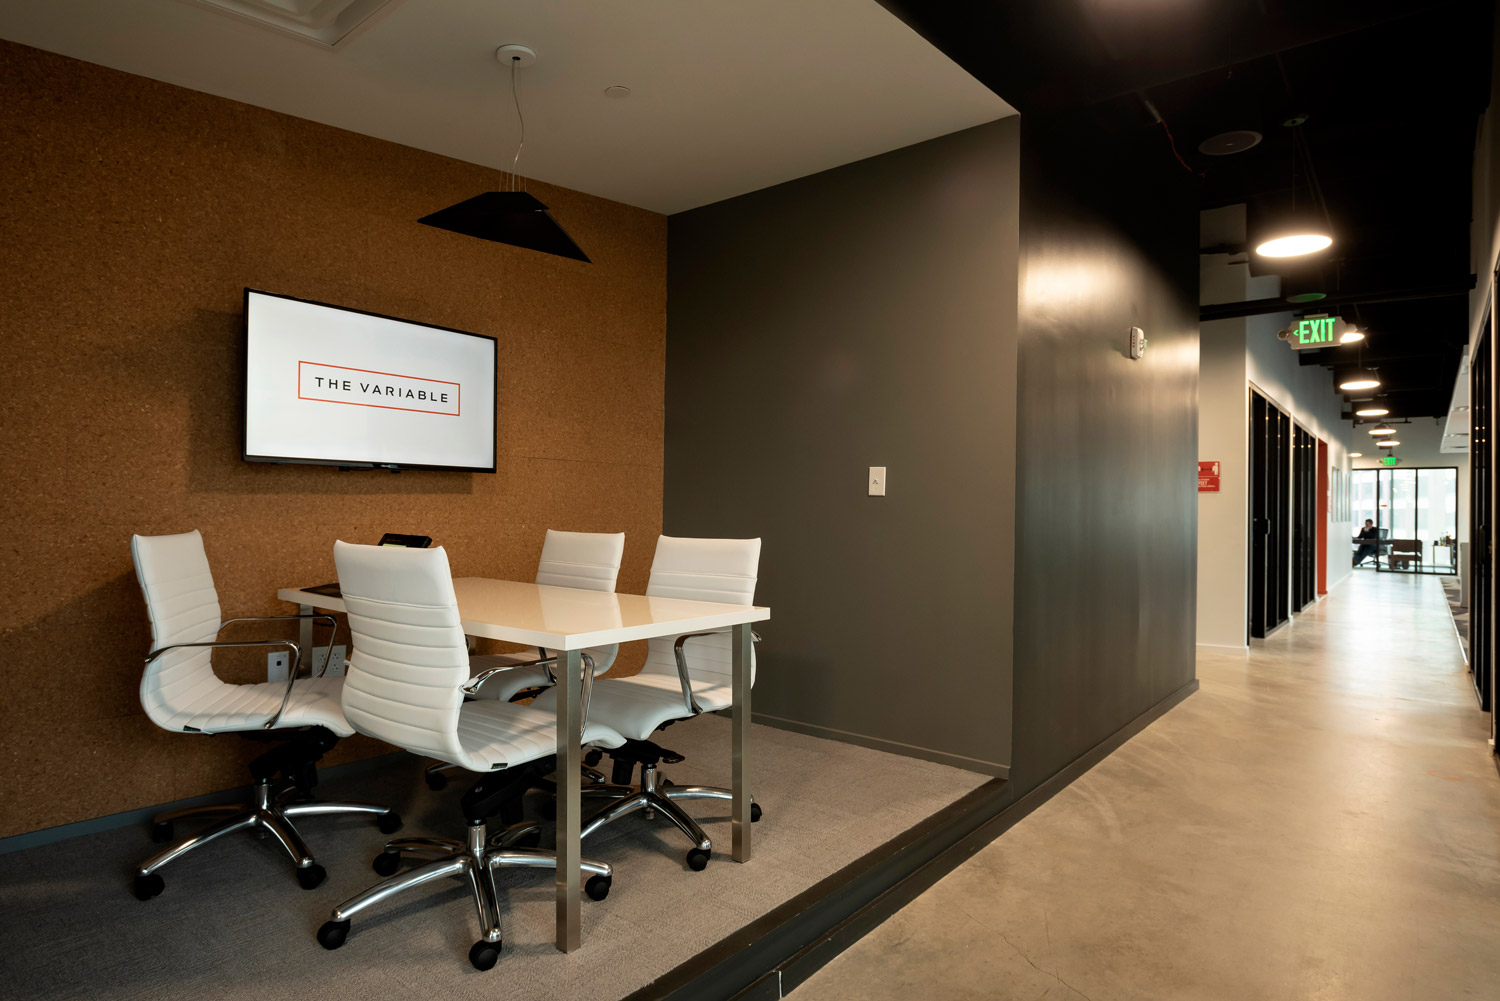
xmin=1198 ymin=460 xmax=1220 ymax=492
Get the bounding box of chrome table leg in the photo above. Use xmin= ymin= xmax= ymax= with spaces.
xmin=731 ymin=621 xmax=752 ymax=862
xmin=554 ymin=647 xmax=582 ymax=952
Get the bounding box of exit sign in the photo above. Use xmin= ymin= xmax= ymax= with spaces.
xmin=1381 ymin=456 xmax=1399 ymax=466
xmin=1278 ymin=315 xmax=1348 ymax=350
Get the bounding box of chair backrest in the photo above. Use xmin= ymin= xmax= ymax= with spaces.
xmin=1391 ymin=538 xmax=1421 ymax=554
xmin=640 ymin=536 xmax=761 ymax=688
xmin=534 ymin=529 xmax=626 ymax=672
xmin=131 ymin=530 xmax=234 ymax=732
xmin=534 ymin=530 xmax=625 ymax=590
xmin=334 ymin=541 xmax=471 ymax=763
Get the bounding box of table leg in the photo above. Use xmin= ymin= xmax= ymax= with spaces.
xmin=298 ymin=605 xmax=315 ymax=676
xmin=555 ymin=647 xmax=582 ymax=952
xmin=731 ymin=622 xmax=752 ymax=863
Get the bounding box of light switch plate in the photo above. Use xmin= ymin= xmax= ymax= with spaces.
xmin=869 ymin=466 xmax=886 ymax=496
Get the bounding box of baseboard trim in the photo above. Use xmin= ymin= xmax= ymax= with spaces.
xmin=0 ymin=751 xmax=406 ymax=856
xmin=749 ymin=713 xmax=1009 ymax=778
xmin=1195 ymin=642 xmax=1250 ymax=653
xmin=624 ymin=677 xmax=1200 ymax=1001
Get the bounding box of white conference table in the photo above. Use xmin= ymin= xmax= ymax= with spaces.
xmin=278 ymin=577 xmax=770 ymax=953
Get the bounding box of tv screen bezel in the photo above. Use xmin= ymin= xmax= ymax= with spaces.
xmin=241 ymin=287 xmax=498 ymax=474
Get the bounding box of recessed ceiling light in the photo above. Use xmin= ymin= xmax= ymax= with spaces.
xmin=1257 ymin=233 xmax=1333 ymax=257
xmin=604 ymin=85 xmax=632 ymax=98
xmin=1355 ymin=407 xmax=1388 ymax=417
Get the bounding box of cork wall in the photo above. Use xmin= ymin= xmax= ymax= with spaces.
xmin=0 ymin=41 xmax=667 ymax=838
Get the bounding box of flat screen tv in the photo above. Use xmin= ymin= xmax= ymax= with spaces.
xmin=243 ymin=289 xmax=497 ymax=472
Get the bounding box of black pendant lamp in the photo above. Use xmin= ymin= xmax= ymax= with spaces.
xmin=419 ymin=45 xmax=590 ymax=263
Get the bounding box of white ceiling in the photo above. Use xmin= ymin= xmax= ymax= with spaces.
xmin=0 ymin=0 xmax=1014 ymax=214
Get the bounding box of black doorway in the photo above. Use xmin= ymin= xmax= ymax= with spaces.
xmin=1250 ymin=390 xmax=1291 ymax=639
xmin=1471 ymin=318 xmax=1491 ymax=712
xmin=1292 ymin=423 xmax=1318 ymax=612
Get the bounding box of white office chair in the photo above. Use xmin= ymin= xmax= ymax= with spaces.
xmin=424 ymin=529 xmax=625 ymax=791
xmin=315 ymin=541 xmax=626 ymax=970
xmin=129 ymin=531 xmax=399 ymax=902
xmin=534 ymin=535 xmax=762 ymax=871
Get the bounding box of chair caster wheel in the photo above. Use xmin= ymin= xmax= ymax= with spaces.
xmin=469 ymin=938 xmax=502 ymax=970
xmin=751 ymin=802 xmax=763 ymax=823
xmin=377 ymin=811 xmax=403 ymax=834
xmin=585 ymin=874 xmax=612 ymax=901
xmin=297 ymin=863 xmax=327 ymax=890
xmin=150 ymin=820 xmax=174 ymax=843
xmin=372 ymin=850 xmax=402 ymax=877
xmin=133 ymin=872 xmax=164 ymax=901
xmin=584 ymin=749 xmax=603 ymax=767
xmin=425 ymin=770 xmax=448 ymax=791
xmin=317 ymin=919 xmax=350 ymax=950
xmin=686 ymin=848 xmax=710 ymax=871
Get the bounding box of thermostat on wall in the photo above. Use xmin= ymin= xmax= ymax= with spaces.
xmin=1128 ymin=326 xmax=1147 ymax=360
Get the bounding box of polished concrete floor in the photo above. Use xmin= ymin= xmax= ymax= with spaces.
xmin=793 ymin=571 xmax=1500 ymax=1001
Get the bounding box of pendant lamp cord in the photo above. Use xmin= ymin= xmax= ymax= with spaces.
xmin=509 ymin=56 xmax=526 ymax=192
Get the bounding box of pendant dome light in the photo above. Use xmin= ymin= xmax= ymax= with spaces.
xmin=1368 ymin=423 xmax=1396 ymax=436
xmin=1340 ymin=374 xmax=1381 ymax=391
xmin=417 ymin=45 xmax=590 ymax=263
xmin=1349 ymin=452 xmax=1363 ymax=458
xmin=1354 ymin=406 xmax=1388 ymax=417
xmin=1377 ymin=439 xmax=1400 ymax=448
xmin=1254 ymin=116 xmax=1332 ymax=259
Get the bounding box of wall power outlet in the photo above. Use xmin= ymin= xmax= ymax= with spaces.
xmin=267 ymin=650 xmax=290 ymax=683
xmin=312 ymin=644 xmax=348 ymax=677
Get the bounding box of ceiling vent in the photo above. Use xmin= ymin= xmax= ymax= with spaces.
xmin=179 ymin=0 xmax=407 ymax=48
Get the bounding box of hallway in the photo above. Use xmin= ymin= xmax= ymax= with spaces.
xmin=792 ymin=571 xmax=1500 ymax=1000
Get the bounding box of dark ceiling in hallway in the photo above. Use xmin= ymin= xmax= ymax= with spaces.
xmin=879 ymin=0 xmax=1494 ymax=420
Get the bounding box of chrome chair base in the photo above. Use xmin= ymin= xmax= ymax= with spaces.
xmin=316 ymin=821 xmax=614 ymax=970
xmin=579 ymin=762 xmax=759 ymax=870
xmin=132 ymin=778 xmax=399 ymax=899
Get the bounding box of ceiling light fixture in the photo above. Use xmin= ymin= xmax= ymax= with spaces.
xmin=1254 ymin=115 xmax=1332 ymax=259
xmin=1349 ymin=452 xmax=1363 ymax=457
xmin=1377 ymin=439 xmax=1400 ymax=448
xmin=1368 ymin=423 xmax=1396 ymax=436
xmin=417 ymin=45 xmax=590 ymax=263
xmin=1340 ymin=375 xmax=1381 ymax=391
xmin=1354 ymin=407 xmax=1388 ymax=417
xmin=1340 ymin=328 xmax=1365 ymax=344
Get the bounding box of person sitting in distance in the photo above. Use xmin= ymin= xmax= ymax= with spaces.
xmin=1354 ymin=519 xmax=1379 ymax=567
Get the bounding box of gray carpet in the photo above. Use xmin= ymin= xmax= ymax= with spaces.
xmin=0 ymin=717 xmax=987 ymax=1000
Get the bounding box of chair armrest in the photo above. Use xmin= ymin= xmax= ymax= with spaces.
xmin=220 ymin=613 xmax=341 ymax=727
xmin=463 ymin=657 xmax=554 ymax=696
xmin=670 ymin=629 xmax=760 ymax=716
xmin=466 ymin=652 xmax=598 ymax=736
xmin=145 ymin=639 xmax=304 ymax=730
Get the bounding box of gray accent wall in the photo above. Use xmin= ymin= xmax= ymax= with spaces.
xmin=1007 ymin=112 xmax=1200 ymax=799
xmin=665 ymin=119 xmax=1021 ymax=775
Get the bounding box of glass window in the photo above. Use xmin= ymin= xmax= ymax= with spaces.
xmin=1416 ymin=467 xmax=1459 ymax=571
